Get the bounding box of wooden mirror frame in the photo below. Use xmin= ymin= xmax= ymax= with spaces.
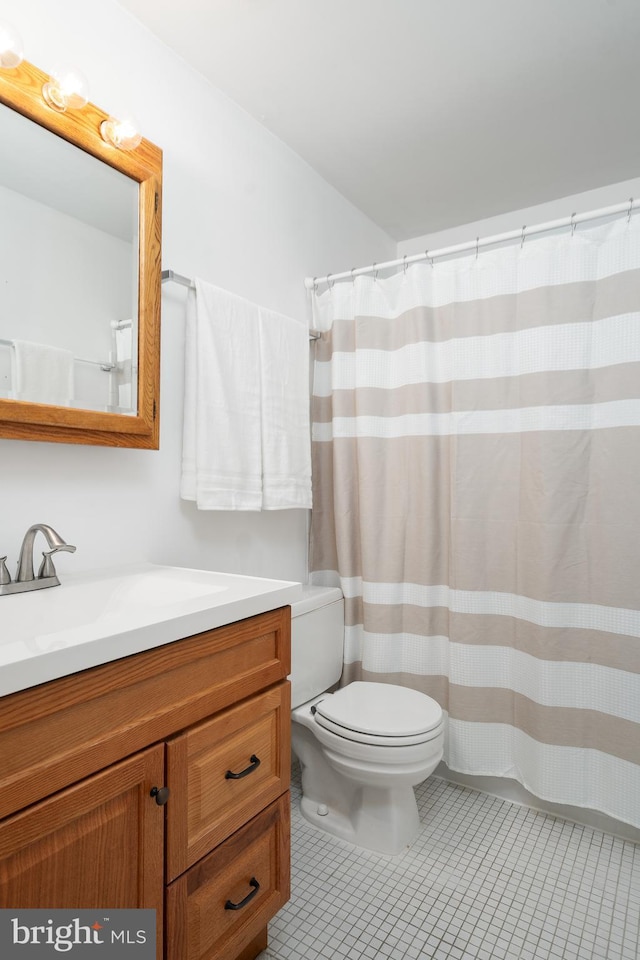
xmin=0 ymin=58 xmax=162 ymax=448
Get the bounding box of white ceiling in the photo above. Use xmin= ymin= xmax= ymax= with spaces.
xmin=117 ymin=0 xmax=640 ymax=241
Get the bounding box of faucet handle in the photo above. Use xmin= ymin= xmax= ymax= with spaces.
xmin=38 ymin=551 xmax=57 ymax=579
xmin=37 ymin=542 xmax=77 ymax=579
xmin=0 ymin=557 xmax=11 ymax=585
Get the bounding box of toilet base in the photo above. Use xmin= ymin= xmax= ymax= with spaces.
xmin=299 ymin=782 xmax=421 ymax=855
xmin=292 ymin=699 xmax=443 ymax=856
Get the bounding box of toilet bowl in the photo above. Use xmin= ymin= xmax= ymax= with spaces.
xmin=289 ymin=587 xmax=444 ymax=854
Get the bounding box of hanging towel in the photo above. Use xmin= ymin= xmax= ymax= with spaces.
xmin=181 ymin=278 xmax=312 ymax=510
xmin=181 ymin=280 xmax=263 ymax=509
xmin=259 ymin=309 xmax=313 ymax=509
xmin=11 ymin=339 xmax=74 ymax=405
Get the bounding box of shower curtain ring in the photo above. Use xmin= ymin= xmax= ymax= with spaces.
xmin=373 ymin=262 xmax=378 ymax=281
xmin=313 ymin=277 xmax=318 ymax=293
xmin=351 ymin=267 xmax=356 ymax=284
xmin=426 ymin=249 xmax=434 ymax=268
xmin=403 ymin=255 xmax=408 ymax=275
xmin=570 ymin=213 xmax=576 ymax=238
xmin=475 ymin=238 xmax=479 ymax=260
xmin=521 ymin=225 xmax=527 ymax=248
xmin=628 ymin=198 xmax=634 ymax=223
xmin=327 ymin=273 xmax=334 ymax=290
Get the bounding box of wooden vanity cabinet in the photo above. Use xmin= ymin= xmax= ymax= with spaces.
xmin=0 ymin=606 xmax=292 ymax=960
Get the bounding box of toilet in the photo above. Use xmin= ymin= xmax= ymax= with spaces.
xmin=289 ymin=586 xmax=444 ymax=855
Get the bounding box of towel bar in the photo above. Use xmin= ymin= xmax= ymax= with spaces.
xmin=161 ymin=269 xmax=321 ymax=340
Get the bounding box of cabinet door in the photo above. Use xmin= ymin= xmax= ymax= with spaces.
xmin=0 ymin=743 xmax=165 ymax=953
xmin=166 ymin=793 xmax=290 ymax=960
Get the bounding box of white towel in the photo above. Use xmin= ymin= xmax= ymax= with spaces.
xmin=181 ymin=279 xmax=312 ymax=510
xmin=11 ymin=339 xmax=74 ymax=405
xmin=181 ymin=280 xmax=263 ymax=509
xmin=259 ymin=310 xmax=313 ymax=509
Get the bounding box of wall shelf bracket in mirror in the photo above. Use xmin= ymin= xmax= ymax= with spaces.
xmin=0 ymin=57 xmax=162 ymax=448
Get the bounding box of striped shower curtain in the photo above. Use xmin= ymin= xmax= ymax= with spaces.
xmin=310 ymin=216 xmax=640 ymax=829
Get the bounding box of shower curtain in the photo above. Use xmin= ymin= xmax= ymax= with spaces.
xmin=310 ymin=216 xmax=640 ymax=828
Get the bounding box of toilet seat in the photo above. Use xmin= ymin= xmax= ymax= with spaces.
xmin=313 ymin=681 xmax=443 ymax=746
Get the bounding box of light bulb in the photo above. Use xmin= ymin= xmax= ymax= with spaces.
xmin=42 ymin=64 xmax=89 ymax=112
xmin=100 ymin=115 xmax=142 ymax=151
xmin=0 ymin=21 xmax=23 ymax=69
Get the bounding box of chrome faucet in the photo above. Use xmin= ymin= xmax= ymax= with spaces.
xmin=0 ymin=524 xmax=76 ymax=597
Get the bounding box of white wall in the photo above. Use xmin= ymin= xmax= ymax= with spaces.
xmin=0 ymin=0 xmax=395 ymax=583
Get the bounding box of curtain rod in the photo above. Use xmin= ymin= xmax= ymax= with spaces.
xmin=305 ymin=197 xmax=639 ymax=290
xmin=162 ymin=268 xmax=321 ymax=339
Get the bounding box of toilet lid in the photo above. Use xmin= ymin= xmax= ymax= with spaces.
xmin=313 ymin=681 xmax=443 ymax=743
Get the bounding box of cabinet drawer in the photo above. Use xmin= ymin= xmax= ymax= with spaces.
xmin=166 ymin=683 xmax=290 ymax=880
xmin=166 ymin=793 xmax=290 ymax=960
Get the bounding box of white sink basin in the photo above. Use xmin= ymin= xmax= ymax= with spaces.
xmin=0 ymin=563 xmax=302 ymax=697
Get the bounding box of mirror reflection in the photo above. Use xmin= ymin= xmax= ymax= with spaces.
xmin=0 ymin=102 xmax=139 ymax=415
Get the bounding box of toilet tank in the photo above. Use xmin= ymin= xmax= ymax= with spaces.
xmin=289 ymin=586 xmax=344 ymax=708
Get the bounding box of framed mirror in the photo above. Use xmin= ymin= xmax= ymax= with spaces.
xmin=0 ymin=58 xmax=162 ymax=448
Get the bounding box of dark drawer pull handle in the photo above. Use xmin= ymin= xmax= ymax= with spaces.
xmin=224 ymin=877 xmax=260 ymax=911
xmin=225 ymin=754 xmax=261 ymax=780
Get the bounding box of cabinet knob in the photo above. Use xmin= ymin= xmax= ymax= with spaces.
xmin=150 ymin=785 xmax=170 ymax=806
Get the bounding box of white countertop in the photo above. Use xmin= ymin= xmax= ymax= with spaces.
xmin=0 ymin=563 xmax=302 ymax=698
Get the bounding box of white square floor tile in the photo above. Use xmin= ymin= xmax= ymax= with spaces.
xmin=258 ymin=770 xmax=639 ymax=960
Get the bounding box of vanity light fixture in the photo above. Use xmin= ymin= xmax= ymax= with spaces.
xmin=42 ymin=64 xmax=90 ymax=112
xmin=100 ymin=114 xmax=143 ymax=151
xmin=0 ymin=21 xmax=23 ymax=69
xmin=0 ymin=24 xmax=143 ymax=148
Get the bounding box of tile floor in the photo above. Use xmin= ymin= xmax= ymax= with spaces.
xmin=260 ymin=768 xmax=639 ymax=960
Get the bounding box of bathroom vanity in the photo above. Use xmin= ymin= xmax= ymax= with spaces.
xmin=0 ymin=565 xmax=300 ymax=960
